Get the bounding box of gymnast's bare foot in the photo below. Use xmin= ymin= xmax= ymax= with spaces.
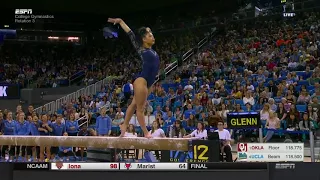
xmin=119 ymin=131 xmax=125 ymax=137
xmin=119 ymin=124 xmax=127 ymax=137
xmin=144 ymin=132 xmax=152 ymax=138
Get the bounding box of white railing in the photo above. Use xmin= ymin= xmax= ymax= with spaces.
xmin=34 ymin=76 xmax=120 ymax=115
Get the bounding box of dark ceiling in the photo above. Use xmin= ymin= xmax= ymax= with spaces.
xmin=2 ymin=0 xmax=199 ymax=15
xmin=1 ymin=0 xmax=238 ymax=31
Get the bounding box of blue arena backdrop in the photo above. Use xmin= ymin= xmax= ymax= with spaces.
xmin=0 ymin=83 xmax=21 ymax=99
xmin=3 ymin=162 xmax=319 ymax=180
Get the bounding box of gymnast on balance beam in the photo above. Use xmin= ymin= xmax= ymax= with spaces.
xmin=107 ymin=18 xmax=160 ymax=138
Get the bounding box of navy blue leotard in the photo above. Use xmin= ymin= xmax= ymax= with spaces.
xmin=128 ymin=31 xmax=160 ymax=88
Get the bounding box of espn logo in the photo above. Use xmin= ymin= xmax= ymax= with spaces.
xmin=237 ymin=143 xmax=247 ymax=152
xmin=15 ymin=9 xmax=32 ymax=14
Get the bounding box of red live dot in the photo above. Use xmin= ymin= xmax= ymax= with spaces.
xmin=110 ymin=164 xmax=118 ymax=169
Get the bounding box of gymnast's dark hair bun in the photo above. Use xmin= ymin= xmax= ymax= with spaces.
xmin=136 ymin=27 xmax=148 ymax=46
xmin=137 ymin=27 xmax=148 ymax=37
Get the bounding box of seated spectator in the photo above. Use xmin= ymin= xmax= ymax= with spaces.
xmin=153 ymin=105 xmax=164 ymax=117
xmin=299 ymin=112 xmax=314 ymax=131
xmin=113 ymin=107 xmax=124 ymax=126
xmin=281 ymin=98 xmax=291 ymax=112
xmin=184 ymin=81 xmax=194 ymax=91
xmin=187 ymin=114 xmax=197 ymax=127
xmin=307 ymin=105 xmax=318 ymax=122
xmin=302 ymin=66 xmax=312 ymax=80
xmin=308 ymin=73 xmax=320 ymax=85
xmin=207 ymin=110 xmax=221 ymax=127
xmin=183 ymin=104 xmax=195 ymax=121
xmin=165 ymin=111 xmax=176 ymax=125
xmin=145 ymin=102 xmax=154 ymax=116
xmin=245 ymin=103 xmax=254 ymax=112
xmin=286 ymin=90 xmax=297 ymax=104
xmin=58 ymin=132 xmax=75 ymax=161
xmin=310 ymin=96 xmax=320 ymax=113
xmin=312 ymin=88 xmax=320 ymax=101
xmin=297 ymin=89 xmax=311 ymax=104
xmin=263 ymin=112 xmax=280 ymax=142
xmin=277 ymin=103 xmax=288 ymax=129
xmin=288 ymin=84 xmax=298 ymax=97
xmin=214 ymin=121 xmax=232 ymax=162
xmin=189 ymin=74 xmax=197 ymax=83
xmin=219 ymin=86 xmax=229 ymax=98
xmin=169 ymin=120 xmax=186 ymax=138
xmin=184 ymin=122 xmax=207 ymax=139
xmin=174 ymin=107 xmax=183 ymax=120
xmin=108 ymin=108 xmax=116 ymax=120
xmin=174 ymin=75 xmax=181 ymax=84
xmin=234 ymin=104 xmax=244 ymax=113
xmin=268 ymin=80 xmax=277 ymax=97
xmin=200 ymin=93 xmax=209 ymax=106
xmin=286 ymin=113 xmax=299 ymax=130
xmin=245 ymin=81 xmax=255 ymax=92
xmin=122 ymin=80 xmax=133 ymax=103
xmin=212 ymin=93 xmax=221 ymax=105
xmin=231 ymin=86 xmax=242 ymax=99
xmin=155 ymin=113 xmax=165 ymax=127
xmin=268 ymin=98 xmax=277 ymax=112
xmin=288 ymin=104 xmax=300 ymax=119
xmin=243 ymin=91 xmax=255 ymax=106
xmin=217 ymin=104 xmax=229 ymax=122
xmin=260 ymin=103 xmax=272 ymax=127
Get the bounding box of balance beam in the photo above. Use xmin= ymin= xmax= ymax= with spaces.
xmin=0 ymin=136 xmax=190 ymax=151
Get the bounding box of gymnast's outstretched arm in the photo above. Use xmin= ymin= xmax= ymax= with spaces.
xmin=107 ymin=18 xmax=140 ymax=52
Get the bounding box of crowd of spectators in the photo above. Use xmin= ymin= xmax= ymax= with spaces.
xmin=168 ymin=12 xmax=320 ymax=141
xmin=0 ymin=20 xmax=209 ymax=89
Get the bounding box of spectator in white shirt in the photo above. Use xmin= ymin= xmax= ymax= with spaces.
xmin=214 ymin=121 xmax=233 ymax=162
xmin=288 ymin=59 xmax=297 ymax=69
xmin=184 ymin=81 xmax=194 ymax=91
xmin=123 ymin=124 xmax=139 ymax=161
xmin=124 ymin=124 xmax=137 ymax=137
xmin=113 ymin=107 xmax=124 ymax=126
xmin=184 ymin=122 xmax=207 ymax=139
xmin=260 ymin=103 xmax=272 ymax=127
xmin=212 ymin=93 xmax=222 ymax=105
xmin=201 ymin=83 xmax=210 ymax=90
xmin=246 ymin=81 xmax=255 ymax=92
xmin=149 ymin=120 xmax=166 ymax=159
xmin=115 ymin=107 xmax=124 ymax=118
xmin=243 ymin=91 xmax=255 ymax=106
xmin=189 ymin=74 xmax=197 ymax=83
